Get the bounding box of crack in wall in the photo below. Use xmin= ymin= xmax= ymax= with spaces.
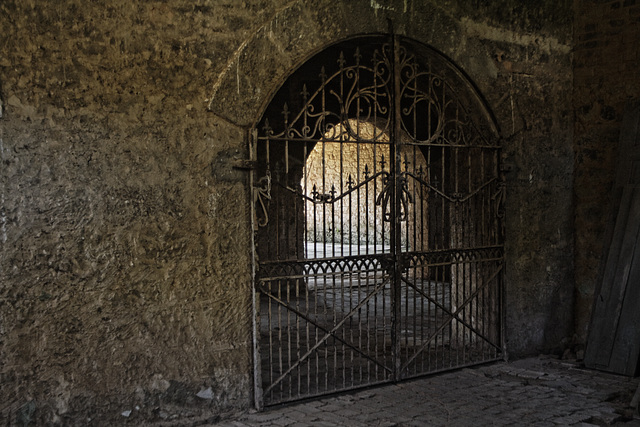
xmin=461 ymin=17 xmax=571 ymax=55
xmin=207 ymin=0 xmax=303 ymax=111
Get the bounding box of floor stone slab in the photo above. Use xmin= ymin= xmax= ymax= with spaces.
xmin=213 ymin=357 xmax=640 ymax=426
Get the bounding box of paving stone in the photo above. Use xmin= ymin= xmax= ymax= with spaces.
xmin=367 ymin=420 xmax=397 ymax=427
xmin=517 ymin=369 xmax=549 ymax=379
xmin=314 ymin=411 xmax=351 ymax=424
xmin=316 ymin=403 xmax=344 ymax=413
xmin=332 ymin=408 xmax=361 ymax=418
xmin=244 ymin=411 xmax=283 ymax=422
xmin=269 ymin=416 xmax=296 ymax=426
xmin=211 ymin=358 xmax=640 ymax=427
xmin=535 ymin=407 xmax=562 ymax=420
xmin=410 ymin=415 xmax=450 ymax=426
xmin=284 ymin=409 xmax=316 ymax=422
xmin=551 ymin=414 xmax=592 ymax=425
xmin=305 ymin=421 xmax=342 ymax=427
xmin=301 ymin=399 xmax=326 ymax=408
xmin=529 ymin=421 xmax=556 ymax=427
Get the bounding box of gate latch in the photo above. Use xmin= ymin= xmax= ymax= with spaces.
xmin=233 ymin=159 xmax=258 ymax=170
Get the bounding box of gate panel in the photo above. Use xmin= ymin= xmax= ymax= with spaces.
xmin=252 ymin=35 xmax=504 ymax=407
xmin=394 ymin=42 xmax=504 ymax=377
xmin=258 ymin=256 xmax=394 ymax=403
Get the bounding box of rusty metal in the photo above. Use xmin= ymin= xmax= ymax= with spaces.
xmin=252 ymin=35 xmax=504 ymax=407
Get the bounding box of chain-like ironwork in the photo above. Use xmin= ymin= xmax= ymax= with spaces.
xmin=251 ymin=35 xmax=504 ymax=408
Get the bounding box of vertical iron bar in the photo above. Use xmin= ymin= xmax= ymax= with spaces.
xmin=305 ymin=265 xmax=311 ymax=393
xmin=390 ymin=31 xmax=403 ymax=381
xmin=303 ymin=143 xmax=308 ymax=256
xmin=249 ymin=129 xmax=264 ymax=410
xmin=277 ymin=279 xmax=283 ymax=397
xmin=314 ymin=269 xmax=319 ymax=394
xmin=313 ymin=192 xmax=318 ymax=259
xmin=286 ymin=277 xmax=292 ymax=399
xmin=356 ymin=52 xmax=362 ymax=258
xmin=499 ymin=147 xmax=507 ymax=362
xmin=349 ymin=170 xmax=353 ymax=254
xmin=373 ymin=47 xmax=378 ymax=257
xmin=436 ymin=265 xmax=441 ymax=368
xmin=294 ymin=167 xmax=299 ymax=261
xmin=322 ymin=139 xmax=327 ymax=260
xmin=275 ymin=186 xmax=280 ymax=260
xmin=294 ymin=278 xmax=300 ymax=395
xmin=321 ymin=69 xmax=327 ymax=262
xmin=477 ymin=258 xmax=482 ymax=361
xmin=365 ymin=168 xmax=370 ymax=254
xmin=340 ymin=137 xmax=345 ymax=258
xmin=333 ymin=274 xmax=338 ymax=391
xmin=268 ymin=282 xmax=274 ymax=402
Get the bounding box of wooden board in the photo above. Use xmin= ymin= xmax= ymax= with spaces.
xmin=585 ymin=186 xmax=640 ymax=375
xmin=585 ymin=100 xmax=640 ymax=376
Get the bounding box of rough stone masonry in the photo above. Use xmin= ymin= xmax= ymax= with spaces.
xmin=2 ymin=0 xmax=635 ymax=424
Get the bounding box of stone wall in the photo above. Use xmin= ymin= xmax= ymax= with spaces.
xmin=0 ymin=0 xmax=574 ymax=423
xmin=573 ymin=0 xmax=640 ymax=344
xmin=0 ymin=1 xmax=257 ymax=424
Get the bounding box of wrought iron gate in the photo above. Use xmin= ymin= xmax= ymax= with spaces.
xmin=251 ymin=35 xmax=504 ymax=407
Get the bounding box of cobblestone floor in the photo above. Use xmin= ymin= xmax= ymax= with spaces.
xmin=213 ymin=356 xmax=640 ymax=426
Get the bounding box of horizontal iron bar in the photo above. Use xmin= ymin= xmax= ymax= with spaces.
xmin=257 ymin=247 xmax=504 ymax=280
xmin=257 ymin=136 xmax=500 ymax=149
xmin=263 ymin=377 xmax=392 ymax=407
xmin=399 ymin=356 xmax=504 ymax=381
xmin=257 ymin=136 xmax=392 ymax=144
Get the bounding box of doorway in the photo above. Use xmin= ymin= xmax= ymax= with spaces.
xmin=251 ymin=35 xmax=504 ymax=407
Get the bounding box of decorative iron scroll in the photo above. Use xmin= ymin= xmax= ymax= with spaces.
xmin=257 ymin=253 xmax=393 ymax=280
xmin=375 ymin=171 xmax=413 ymax=222
xmin=261 ymin=46 xmax=393 ymax=143
xmin=258 ymin=40 xmax=498 ymax=149
xmin=254 ymin=169 xmax=271 ymax=228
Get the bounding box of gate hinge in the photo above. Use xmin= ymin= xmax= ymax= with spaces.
xmin=233 ymin=159 xmax=258 ymax=170
xmin=499 ymin=163 xmax=513 ymax=173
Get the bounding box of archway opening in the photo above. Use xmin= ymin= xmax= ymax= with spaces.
xmin=251 ymin=35 xmax=503 ymax=407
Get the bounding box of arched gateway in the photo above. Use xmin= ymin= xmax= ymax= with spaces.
xmin=250 ymin=34 xmax=505 ymax=407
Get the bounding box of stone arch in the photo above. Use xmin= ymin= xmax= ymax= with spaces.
xmin=206 ymin=0 xmax=501 ymax=133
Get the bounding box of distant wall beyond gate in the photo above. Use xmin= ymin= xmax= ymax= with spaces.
xmin=303 ymin=122 xmax=428 ymax=248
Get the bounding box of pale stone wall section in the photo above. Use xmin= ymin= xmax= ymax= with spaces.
xmin=302 ymin=121 xmax=428 ymax=251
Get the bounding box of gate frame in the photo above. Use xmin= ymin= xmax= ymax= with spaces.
xmin=248 ymin=33 xmax=506 ymax=410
